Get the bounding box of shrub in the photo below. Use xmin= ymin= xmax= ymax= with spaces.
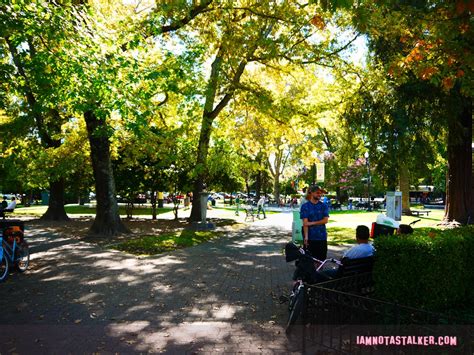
xmin=373 ymin=226 xmax=474 ymax=312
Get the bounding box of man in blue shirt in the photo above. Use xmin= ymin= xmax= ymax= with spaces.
xmin=300 ymin=185 xmax=329 ymax=260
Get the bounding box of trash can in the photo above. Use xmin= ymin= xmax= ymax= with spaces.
xmin=158 ymin=192 xmax=164 ymax=208
xmin=211 ymin=199 xmax=216 ymax=207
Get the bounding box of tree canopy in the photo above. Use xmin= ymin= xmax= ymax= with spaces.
xmin=0 ymin=0 xmax=471 ymax=231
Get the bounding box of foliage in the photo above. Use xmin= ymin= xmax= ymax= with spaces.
xmin=352 ymin=0 xmax=473 ymax=96
xmin=207 ymin=138 xmax=245 ymax=193
xmin=373 ymin=226 xmax=474 ymax=312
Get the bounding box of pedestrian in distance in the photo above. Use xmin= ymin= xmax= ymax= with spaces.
xmin=257 ymin=195 xmax=266 ymax=219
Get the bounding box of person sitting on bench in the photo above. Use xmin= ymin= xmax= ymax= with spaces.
xmin=0 ymin=196 xmax=17 ymax=218
xmin=1 ymin=196 xmax=7 ymax=210
xmin=5 ymin=196 xmax=17 ymax=210
xmin=342 ymin=225 xmax=374 ymax=259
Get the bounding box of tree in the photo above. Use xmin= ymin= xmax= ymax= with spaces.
xmin=181 ymin=2 xmax=356 ymax=221
xmin=351 ymin=0 xmax=473 ymax=223
xmin=0 ymin=2 xmax=80 ymax=220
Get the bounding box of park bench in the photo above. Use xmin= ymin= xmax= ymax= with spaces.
xmin=0 ymin=209 xmax=15 ymax=220
xmin=331 ymin=203 xmax=342 ymax=210
xmin=313 ymin=256 xmax=375 ymax=283
xmin=305 ymin=257 xmax=375 ymax=315
xmin=410 ymin=209 xmax=431 ymax=217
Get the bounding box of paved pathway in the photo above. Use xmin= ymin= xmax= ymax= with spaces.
xmin=0 ymin=212 xmax=348 ymax=354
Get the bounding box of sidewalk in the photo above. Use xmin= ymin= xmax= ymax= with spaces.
xmin=0 ymin=212 xmax=348 ymax=353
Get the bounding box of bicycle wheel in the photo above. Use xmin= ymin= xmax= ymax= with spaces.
xmin=15 ymin=241 xmax=29 ymax=272
xmin=0 ymin=253 xmax=9 ymax=282
xmin=286 ymin=284 xmax=305 ymax=330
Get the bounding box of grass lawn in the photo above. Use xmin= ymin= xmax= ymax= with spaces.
xmin=328 ymin=209 xmax=444 ymax=229
xmin=111 ymin=229 xmax=222 ymax=256
xmin=325 ymin=209 xmax=445 ymax=245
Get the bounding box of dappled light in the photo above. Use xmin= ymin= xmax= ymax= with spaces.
xmin=0 ymin=217 xmax=312 ymax=352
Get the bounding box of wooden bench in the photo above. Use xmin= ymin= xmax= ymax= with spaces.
xmin=308 ymin=256 xmax=375 ymax=284
xmin=306 ymin=257 xmax=375 ymax=310
xmin=338 ymin=256 xmax=374 ymax=277
xmin=0 ymin=209 xmax=14 ymax=219
xmin=411 ymin=210 xmax=430 ymax=217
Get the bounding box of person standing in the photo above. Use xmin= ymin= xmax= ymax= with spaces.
xmin=235 ymin=196 xmax=241 ymax=216
xmin=256 ymin=195 xmax=266 ymax=219
xmin=300 ymin=185 xmax=329 ymax=260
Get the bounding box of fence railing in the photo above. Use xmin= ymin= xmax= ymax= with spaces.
xmin=296 ymin=273 xmax=474 ymax=354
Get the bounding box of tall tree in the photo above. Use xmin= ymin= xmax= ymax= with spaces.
xmin=352 ymin=0 xmax=473 ymax=223
xmin=181 ymin=2 xmax=355 ymax=221
xmin=0 ymin=3 xmax=77 ymax=220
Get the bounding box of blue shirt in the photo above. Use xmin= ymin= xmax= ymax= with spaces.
xmin=343 ymin=243 xmax=375 ymax=259
xmin=300 ymin=200 xmax=329 ymax=241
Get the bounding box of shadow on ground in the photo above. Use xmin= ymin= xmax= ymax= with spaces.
xmin=0 ymin=221 xmax=308 ymax=353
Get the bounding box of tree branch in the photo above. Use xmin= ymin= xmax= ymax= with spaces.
xmin=148 ymin=0 xmax=213 ymax=35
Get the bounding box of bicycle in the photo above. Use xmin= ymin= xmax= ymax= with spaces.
xmin=0 ymin=226 xmax=30 ymax=282
xmin=284 ymin=245 xmax=342 ymax=331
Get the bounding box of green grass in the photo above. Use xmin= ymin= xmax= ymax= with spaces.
xmin=325 ymin=210 xmax=445 ymax=246
xmin=111 ymin=230 xmax=222 ymax=256
xmin=327 ymin=227 xmax=358 ymax=246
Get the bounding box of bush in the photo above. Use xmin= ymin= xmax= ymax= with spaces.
xmin=373 ymin=226 xmax=474 ymax=312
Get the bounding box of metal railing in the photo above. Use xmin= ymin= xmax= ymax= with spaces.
xmin=296 ymin=273 xmax=474 ymax=354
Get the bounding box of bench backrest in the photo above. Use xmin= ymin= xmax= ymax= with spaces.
xmin=339 ymin=256 xmax=374 ymax=277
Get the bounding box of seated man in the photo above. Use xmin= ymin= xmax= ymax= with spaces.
xmin=312 ymin=225 xmax=374 ymax=282
xmin=0 ymin=196 xmax=16 ymax=218
xmin=6 ymin=197 xmax=17 ymax=210
xmin=342 ymin=225 xmax=375 ymax=259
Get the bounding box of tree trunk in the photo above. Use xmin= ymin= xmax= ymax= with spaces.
xmin=472 ymin=117 xmax=474 ymax=220
xmin=189 ymin=45 xmax=248 ymax=221
xmin=190 ymin=113 xmax=213 ymax=222
xmin=84 ymin=110 xmax=129 ymax=235
xmin=151 ymin=190 xmax=157 ymax=220
xmin=41 ymin=178 xmax=70 ymax=221
xmin=255 ymin=171 xmax=262 ymax=200
xmin=444 ymin=97 xmax=472 ymax=224
xmin=399 ymin=162 xmax=411 ymax=215
xmin=273 ymin=173 xmax=281 ymax=204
